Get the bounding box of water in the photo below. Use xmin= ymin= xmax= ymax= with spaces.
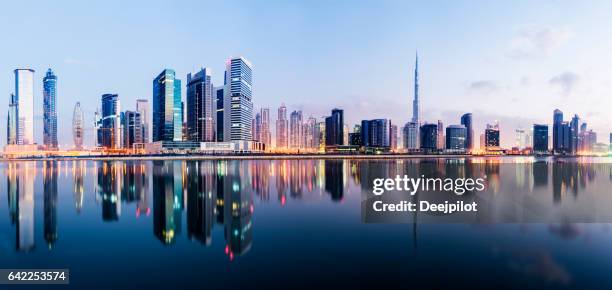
xmin=1 ymin=158 xmax=612 ymax=289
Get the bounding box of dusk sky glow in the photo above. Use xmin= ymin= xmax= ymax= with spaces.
xmin=2 ymin=0 xmax=611 ymax=147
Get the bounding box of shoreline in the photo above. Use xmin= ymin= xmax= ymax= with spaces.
xmin=0 ymin=153 xmax=603 ymax=162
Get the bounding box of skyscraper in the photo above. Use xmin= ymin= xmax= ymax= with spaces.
xmin=72 ymin=102 xmax=84 ymax=149
xmin=390 ymin=124 xmax=398 ymax=150
xmin=186 ymin=68 xmax=214 ymax=142
xmin=404 ymin=53 xmax=421 ymax=151
xmin=276 ymin=103 xmax=288 ymax=148
xmin=7 ymin=94 xmax=18 ymax=145
xmin=420 ymin=123 xmax=438 ymax=151
xmin=43 ymin=69 xmax=58 ymax=149
xmin=437 ymin=120 xmax=444 ymax=150
xmin=136 ymin=99 xmax=149 ymax=143
xmin=253 ymin=112 xmax=262 ymax=142
xmin=445 ymin=125 xmax=467 ymax=152
xmin=289 ymin=110 xmax=303 ymax=148
xmin=485 ymin=123 xmax=500 ymax=150
xmin=15 ymin=69 xmax=35 ymax=145
xmin=214 ymin=86 xmax=225 ymax=141
xmin=325 ymin=109 xmax=344 ymax=147
xmin=304 ymin=116 xmax=317 ymax=149
xmin=260 ymin=108 xmax=271 ymax=146
xmin=123 ymin=110 xmax=143 ymax=149
xmin=361 ymin=119 xmax=390 ymax=148
xmin=100 ymin=94 xmax=121 ymax=148
xmin=412 ymin=53 xmax=420 ymax=124
xmin=403 ymin=122 xmax=419 ymax=150
xmin=552 ymin=109 xmax=572 ymax=155
xmin=223 ymin=57 xmax=253 ymax=141
xmin=460 ymin=113 xmax=473 ymax=152
xmin=570 ymin=114 xmax=580 ymax=154
xmin=533 ymin=124 xmax=548 ymax=154
xmin=153 ymin=69 xmax=182 ymax=142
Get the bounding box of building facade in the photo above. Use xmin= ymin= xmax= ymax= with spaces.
xmin=153 ymin=69 xmax=182 ymax=142
xmin=275 ymin=104 xmax=288 ymax=148
xmin=420 ymin=124 xmax=438 ymax=151
xmin=136 ymin=99 xmax=149 ymax=143
xmin=445 ymin=125 xmax=467 ymax=152
xmin=223 ymin=57 xmax=253 ymax=141
xmin=123 ymin=110 xmax=143 ymax=149
xmin=43 ymin=69 xmax=58 ymax=149
xmin=186 ymin=68 xmax=214 ymax=142
xmin=100 ymin=94 xmax=121 ymax=148
xmin=460 ymin=113 xmax=473 ymax=152
xmin=361 ymin=119 xmax=390 ymax=148
xmin=325 ymin=109 xmax=344 ymax=147
xmin=72 ymin=102 xmax=84 ymax=149
xmin=15 ymin=69 xmax=35 ymax=145
xmin=533 ymin=124 xmax=548 ymax=154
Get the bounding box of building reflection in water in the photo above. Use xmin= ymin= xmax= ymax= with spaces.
xmin=7 ymin=162 xmax=36 ymax=252
xmin=5 ymin=158 xmax=611 ymax=257
xmin=43 ymin=161 xmax=59 ymax=248
xmin=72 ymin=160 xmax=85 ymax=214
xmin=96 ymin=162 xmax=122 ymax=221
xmin=153 ymin=161 xmax=183 ymax=245
xmin=186 ymin=161 xmax=215 ymax=245
xmin=324 ymin=160 xmax=344 ymax=201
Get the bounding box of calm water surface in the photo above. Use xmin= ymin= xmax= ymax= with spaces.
xmin=1 ymin=158 xmax=612 ymax=289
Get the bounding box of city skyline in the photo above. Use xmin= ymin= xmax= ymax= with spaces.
xmin=2 ymin=1 xmax=612 ymax=148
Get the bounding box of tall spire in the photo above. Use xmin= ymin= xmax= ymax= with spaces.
xmin=412 ymin=51 xmax=419 ymax=123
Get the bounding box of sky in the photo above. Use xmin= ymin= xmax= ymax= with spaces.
xmin=1 ymin=0 xmax=612 ymax=148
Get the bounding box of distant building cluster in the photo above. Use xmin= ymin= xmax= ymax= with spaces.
xmin=4 ymin=54 xmax=611 ymax=157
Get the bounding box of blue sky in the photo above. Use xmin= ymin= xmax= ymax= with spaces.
xmin=1 ymin=0 xmax=611 ymax=147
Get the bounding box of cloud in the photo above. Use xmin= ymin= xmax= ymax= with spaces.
xmin=468 ymin=80 xmax=498 ymax=93
xmin=549 ymin=71 xmax=579 ymax=95
xmin=508 ymin=26 xmax=573 ymax=59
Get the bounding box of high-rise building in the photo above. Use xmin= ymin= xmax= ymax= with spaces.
xmin=420 ymin=123 xmax=438 ymax=151
xmin=403 ymin=122 xmax=419 ymax=150
xmin=552 ymin=109 xmax=574 ymax=155
xmin=304 ymin=116 xmax=316 ymax=149
xmin=275 ymin=104 xmax=288 ymax=148
xmin=223 ymin=57 xmax=253 ymax=141
xmin=186 ymin=68 xmax=214 ymax=142
xmin=123 ymin=110 xmax=143 ymax=149
xmin=153 ymin=69 xmax=182 ymax=142
xmin=260 ymin=108 xmax=271 ymax=146
xmin=289 ymin=110 xmax=303 ymax=148
xmin=15 ymin=69 xmax=35 ymax=145
xmin=390 ymin=124 xmax=398 ymax=151
xmin=136 ymin=99 xmax=149 ymax=143
xmin=445 ymin=125 xmax=467 ymax=152
xmin=361 ymin=119 xmax=390 ymax=148
xmin=43 ymin=69 xmax=58 ymax=149
xmin=412 ymin=53 xmax=420 ymax=124
xmin=460 ymin=113 xmax=473 ymax=152
xmin=214 ymin=86 xmax=225 ymax=141
xmin=533 ymin=124 xmax=548 ymax=154
xmin=325 ymin=109 xmax=344 ymax=147
xmin=349 ymin=125 xmax=362 ymax=147
xmin=570 ymin=114 xmax=580 ymax=154
xmin=253 ymin=112 xmax=262 ymax=142
xmin=7 ymin=94 xmax=18 ymax=145
xmin=437 ymin=120 xmax=444 ymax=150
xmin=314 ymin=122 xmax=325 ymax=151
xmin=72 ymin=102 xmax=84 ymax=149
xmin=100 ymin=94 xmax=121 ymax=148
xmin=485 ymin=123 xmax=500 ymax=150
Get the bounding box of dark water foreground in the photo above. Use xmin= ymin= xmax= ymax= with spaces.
xmin=1 ymin=157 xmax=611 ymax=289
